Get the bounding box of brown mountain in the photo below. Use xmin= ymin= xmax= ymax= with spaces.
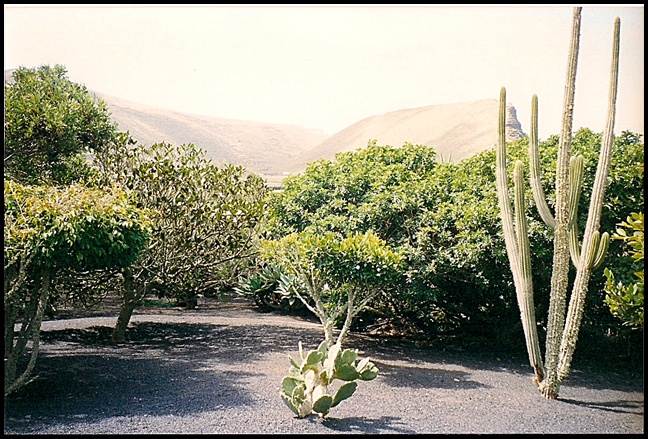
xmin=96 ymin=92 xmax=328 ymax=185
xmin=101 ymin=95 xmax=525 ymax=186
xmin=285 ymin=99 xmax=525 ymax=173
xmin=6 ymin=69 xmax=526 ymax=186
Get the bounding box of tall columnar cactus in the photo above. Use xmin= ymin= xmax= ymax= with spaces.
xmin=496 ymin=7 xmax=620 ymax=399
xmin=281 ymin=340 xmax=379 ymax=418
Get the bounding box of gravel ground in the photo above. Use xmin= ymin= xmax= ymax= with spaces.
xmin=3 ymin=299 xmax=644 ymax=435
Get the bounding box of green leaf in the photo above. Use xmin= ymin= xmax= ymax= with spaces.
xmin=312 ymin=394 xmax=333 ymax=416
xmin=281 ymin=376 xmax=301 ymax=397
xmin=332 ymin=381 xmax=357 ymax=407
xmin=281 ymin=393 xmax=300 ymax=417
xmin=336 ymin=364 xmax=359 ymax=381
xmin=359 ymin=363 xmax=379 ymax=381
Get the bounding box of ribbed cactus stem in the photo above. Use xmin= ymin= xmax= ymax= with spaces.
xmin=568 ymin=155 xmax=584 ymax=228
xmin=513 ymin=160 xmax=544 ymax=381
xmin=566 ymin=157 xmax=609 ymax=271
xmin=496 ymin=88 xmax=523 ymax=294
xmin=529 ymin=94 xmax=556 ymax=229
xmin=591 ymin=232 xmax=610 ymax=271
xmin=497 ymin=7 xmax=620 ymax=400
xmin=557 ymin=15 xmax=620 ymax=382
xmin=585 ymin=231 xmax=601 ymax=268
xmin=541 ymin=6 xmax=582 ymax=400
xmin=568 ymin=155 xmax=585 ymax=267
xmin=496 ymin=87 xmax=544 ymax=381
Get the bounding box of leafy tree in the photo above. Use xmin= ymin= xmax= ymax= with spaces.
xmin=268 ymin=141 xmax=438 ymax=241
xmin=90 ymin=135 xmax=269 ymax=343
xmin=4 ymin=180 xmax=150 ymax=395
xmin=260 ymin=231 xmax=400 ymax=418
xmin=4 ymin=65 xmax=119 ymax=185
xmin=260 ymin=231 xmax=403 ymax=347
xmin=265 ymin=142 xmax=442 ymax=330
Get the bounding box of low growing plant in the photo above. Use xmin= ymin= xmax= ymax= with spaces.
xmin=233 ymin=264 xmax=306 ymax=313
xmin=281 ymin=340 xmax=379 ymax=418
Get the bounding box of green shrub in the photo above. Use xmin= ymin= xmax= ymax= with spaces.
xmin=265 ymin=130 xmax=644 ymax=346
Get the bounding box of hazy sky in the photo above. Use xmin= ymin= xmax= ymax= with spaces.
xmin=4 ymin=4 xmax=644 ymax=140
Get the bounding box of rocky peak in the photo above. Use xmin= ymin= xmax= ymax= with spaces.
xmin=505 ymin=103 xmax=525 ymax=140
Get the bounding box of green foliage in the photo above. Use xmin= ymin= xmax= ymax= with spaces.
xmin=265 ymin=131 xmax=643 ymax=344
xmin=281 ymin=340 xmax=378 ymax=418
xmin=514 ymin=130 xmax=644 ymax=336
xmin=260 ymin=231 xmax=403 ymax=347
xmin=268 ymin=141 xmax=438 ymax=240
xmin=4 ymin=179 xmax=150 ymax=395
xmin=233 ymin=264 xmax=307 ymax=313
xmin=604 ymin=212 xmax=644 ymax=328
xmin=4 ymin=180 xmax=151 ymax=273
xmin=90 ymin=136 xmax=269 ymax=306
xmin=4 ymin=65 xmax=119 ymax=185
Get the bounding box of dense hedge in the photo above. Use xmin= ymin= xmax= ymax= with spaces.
xmin=263 ymin=130 xmax=644 ymax=348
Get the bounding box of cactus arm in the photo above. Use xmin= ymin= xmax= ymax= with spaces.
xmin=584 ymin=231 xmax=601 ymax=269
xmin=312 ymin=394 xmax=333 ymax=416
xmin=569 ymin=227 xmax=582 ymax=269
xmin=568 ymin=155 xmax=584 ymax=228
xmin=539 ymin=6 xmax=582 ymax=400
xmin=513 ymin=161 xmax=545 ymax=381
xmin=496 ymin=88 xmax=544 ymax=380
xmin=496 ymin=88 xmax=523 ymax=292
xmin=332 ymin=382 xmax=357 ymax=408
xmin=591 ymin=232 xmax=609 ymax=271
xmin=557 ymin=16 xmax=620 ymax=382
xmin=529 ymin=94 xmax=556 ymax=228
xmin=568 ymin=155 xmax=585 ymax=267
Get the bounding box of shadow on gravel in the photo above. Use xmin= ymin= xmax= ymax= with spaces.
xmin=344 ymin=332 xmax=643 ymax=394
xmin=377 ymin=364 xmax=489 ymax=390
xmin=38 ymin=322 xmax=324 ymax=363
xmin=4 ymin=353 xmax=256 ymax=427
xmin=317 ymin=415 xmax=418 ymax=434
xmin=557 ymin=397 xmax=645 ymax=415
xmin=5 ymin=322 xmax=324 ymax=430
xmin=5 ymin=318 xmax=643 ymax=433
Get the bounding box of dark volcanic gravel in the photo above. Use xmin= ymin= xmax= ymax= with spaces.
xmin=3 ymin=300 xmax=644 ymax=435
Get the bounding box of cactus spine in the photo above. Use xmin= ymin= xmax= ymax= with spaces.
xmin=496 ymin=7 xmax=620 ymax=399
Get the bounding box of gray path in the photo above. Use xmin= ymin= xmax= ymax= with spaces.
xmin=4 ymin=307 xmax=644 ymax=434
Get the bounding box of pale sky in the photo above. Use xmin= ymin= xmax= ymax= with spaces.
xmin=4 ymin=4 xmax=644 ymax=140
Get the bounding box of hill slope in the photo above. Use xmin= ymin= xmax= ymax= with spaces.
xmin=286 ymin=99 xmax=525 ymax=173
xmin=97 ymin=93 xmax=328 ymax=179
xmin=6 ymin=68 xmax=526 ymax=186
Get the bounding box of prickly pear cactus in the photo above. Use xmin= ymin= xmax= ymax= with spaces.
xmin=281 ymin=340 xmax=379 ymax=418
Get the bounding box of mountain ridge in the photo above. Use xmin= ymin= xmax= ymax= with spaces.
xmin=5 ymin=68 xmax=527 ymax=186
xmin=286 ymin=99 xmax=525 ymax=173
xmin=99 ymin=93 xmax=526 ymax=187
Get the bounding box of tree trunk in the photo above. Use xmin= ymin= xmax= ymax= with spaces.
xmin=5 ymin=270 xmax=51 ymax=396
xmin=111 ymin=267 xmax=142 ymax=344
